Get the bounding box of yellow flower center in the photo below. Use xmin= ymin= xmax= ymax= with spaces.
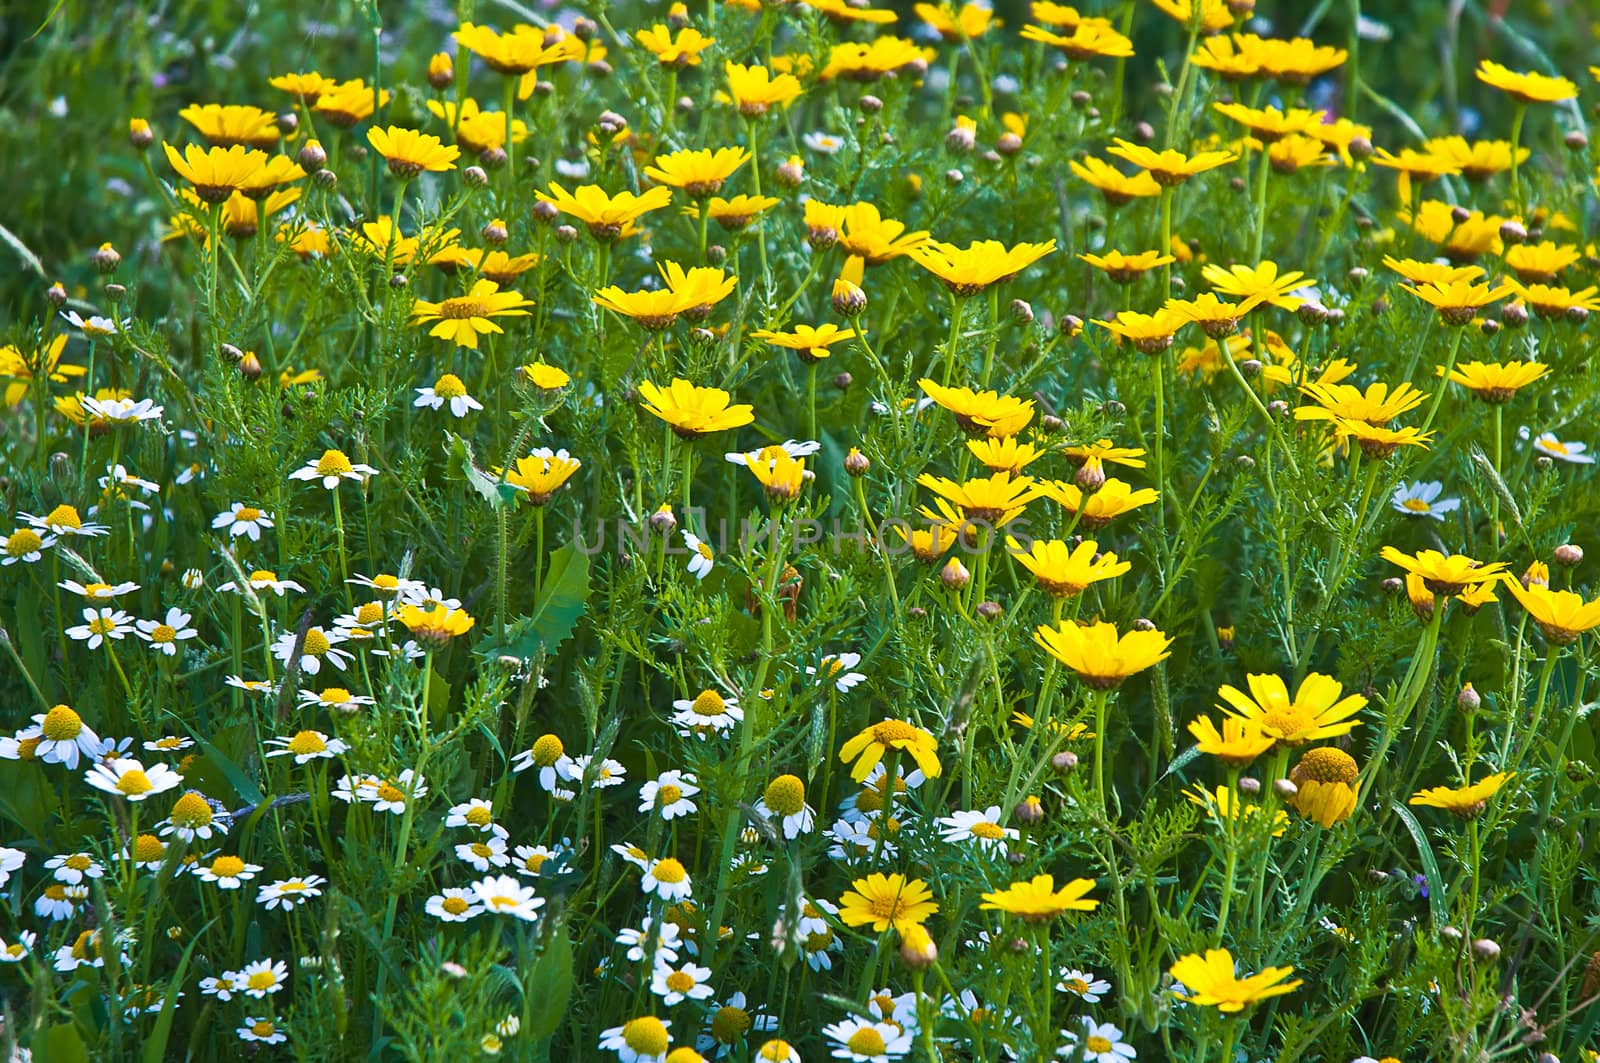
xmin=286 ymin=731 xmax=327 ymax=755
xmin=318 ymin=687 xmax=353 ymax=704
xmin=302 ymin=629 xmax=331 ymax=657
xmin=665 ymin=970 xmax=695 ymax=992
xmin=1295 ymin=746 xmax=1358 ymax=784
xmin=133 ymin=834 xmax=164 ymax=862
xmin=1261 ymin=706 xmax=1315 ymax=738
xmin=869 ymin=894 xmax=907 ymax=920
xmin=355 ymin=602 xmax=385 ymax=624
xmin=623 ymin=1018 xmax=670 ymax=1055
xmin=372 ymin=574 xmax=400 ymax=592
xmin=236 ymin=506 xmax=262 ymax=521
xmin=471 ymin=842 xmax=494 ymax=859
xmin=88 ymin=616 xmax=117 ymax=635
xmin=41 ymin=705 xmax=84 ymax=741
xmin=871 ymin=719 xmax=920 ymax=744
xmin=434 ymin=373 xmax=468 ymax=398
xmin=652 ymin=858 xmax=688 ymax=884
xmin=969 ymin=821 xmax=1005 ymax=839
xmin=442 ymin=897 xmax=470 ymax=915
xmin=151 ymin=624 xmax=177 ymax=642
xmin=376 ymin=782 xmax=405 ymax=803
xmin=314 ymin=449 xmax=354 ymax=476
xmin=764 ymin=774 xmax=806 ymax=815
xmin=6 ymin=530 xmax=43 ymax=556
xmin=846 ymin=1028 xmax=888 ymax=1055
xmin=248 ymin=970 xmax=277 ymax=990
xmin=523 ymin=852 xmax=550 ymax=872
xmin=1402 ymin=498 xmax=1432 ymax=513
xmin=65 ymin=854 xmax=92 ymax=871
xmin=249 ymin=569 xmax=277 ymax=582
xmin=1064 ymin=978 xmax=1089 ymax=994
xmin=210 ymin=856 xmax=246 ymax=877
xmin=44 ymin=505 xmax=82 ymax=529
xmin=532 ymin=734 xmax=565 ymax=764
xmin=657 ymin=785 xmax=683 ymax=806
xmin=117 ymin=769 xmax=154 ymax=795
xmin=437 ymin=296 xmax=489 ymax=320
xmin=711 ymin=1006 xmax=752 ymax=1041
xmin=692 ymin=690 xmax=727 ymax=717
xmin=251 ymin=1021 xmax=275 ymax=1038
xmin=171 ymin=792 xmax=213 ymax=827
xmin=465 ymin=806 xmax=493 ymax=826
xmin=43 ymin=884 xmax=67 ymax=901
xmin=1087 ymin=1036 xmax=1113 ymax=1052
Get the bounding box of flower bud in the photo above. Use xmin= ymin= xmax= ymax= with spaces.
xmin=1471 ymin=938 xmax=1501 ymax=961
xmin=1013 ymin=795 xmax=1044 ymax=825
xmin=1499 ymin=220 xmax=1527 ymax=246
xmin=463 ymin=165 xmax=489 ymax=188
xmin=946 ymin=125 xmax=976 ymax=152
xmin=975 ymin=600 xmax=1003 ymax=621
xmin=482 ymin=219 xmax=509 ymax=246
xmin=480 ymin=147 xmax=508 ymax=169
xmin=1071 ymin=90 xmax=1093 ymax=108
xmin=775 ymin=155 xmax=804 ymax=188
xmin=944 ymin=168 xmax=964 ymax=186
xmin=1567 ymin=305 xmax=1589 ymax=325
xmin=1059 ymin=314 xmax=1083 ymax=338
xmin=105 ymin=283 xmax=126 ymax=301
xmin=1555 ymin=543 xmax=1584 ymax=566
xmin=677 ymin=95 xmax=695 ymax=115
xmin=1039 ymin=415 xmax=1063 ymax=433
xmin=93 ymin=243 xmax=121 ymax=274
xmin=239 ymin=351 xmax=263 ymax=381
xmin=1565 ymin=130 xmax=1588 ymax=151
xmin=1239 ymin=358 xmax=1263 ymax=376
xmin=555 ymin=224 xmax=579 ymax=244
xmin=597 ymin=110 xmax=628 ymax=136
xmin=1133 ymin=121 xmax=1155 ymax=143
xmin=46 ymin=281 xmax=66 ymax=307
xmin=1010 ymin=299 xmax=1034 ymax=326
xmin=1050 ymin=751 xmax=1078 ymax=774
xmin=427 ymin=52 xmax=455 ymax=89
xmin=1457 ymin=683 xmax=1481 ymax=713
xmin=181 ymin=567 xmax=204 ymax=590
xmin=940 ymin=557 xmax=970 ymax=590
xmin=1272 ymin=778 xmax=1298 ymax=799
xmin=276 ymin=111 xmax=298 ymax=135
xmin=832 ymin=372 xmax=852 ymax=391
xmin=649 ymin=505 xmax=678 ymax=536
xmin=1439 ymin=926 xmax=1463 ymax=943
xmin=860 ymin=95 xmax=883 ymax=115
xmin=844 ymin=448 xmax=870 ymax=477
xmin=1132 ymin=617 xmax=1156 ymax=632
xmin=128 ymin=118 xmax=154 ymax=149
xmin=1480 ymin=318 xmax=1502 ymax=336
xmin=532 ymin=200 xmax=559 ymax=225
xmin=313 ymin=169 xmax=338 ymax=191
xmin=996 ymin=132 xmax=1022 ymax=156
xmin=1450 ymin=204 xmax=1473 ymax=225
xmin=1237 ymin=776 xmax=1261 ymax=794
xmin=1075 ymin=456 xmax=1106 ymax=493
xmin=898 ymin=925 xmax=938 ymax=970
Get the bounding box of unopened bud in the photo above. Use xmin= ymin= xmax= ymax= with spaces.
xmin=996 ymin=133 xmax=1022 ymax=156
xmin=555 ymin=224 xmax=579 ymax=244
xmin=313 ymin=169 xmax=338 ymax=190
xmin=898 ymin=925 xmax=938 ymax=970
xmin=1381 ymin=576 xmax=1404 ymax=594
xmin=1050 ymin=751 xmax=1079 ymax=774
xmin=677 ymin=96 xmax=694 ymax=115
xmin=93 ymin=244 xmax=121 ymax=274
xmin=1267 ymin=400 xmax=1290 ymax=419
xmin=597 ymin=110 xmax=627 ymax=136
xmin=46 ymin=282 xmax=66 ymax=307
xmin=1075 ymin=457 xmax=1106 ymax=493
xmin=463 ymin=165 xmax=488 ymax=188
xmin=1039 ymin=415 xmax=1063 ymax=433
xmin=128 ymin=119 xmax=155 ymax=149
xmin=860 ymin=95 xmax=883 ymax=114
xmin=1499 ymin=220 xmax=1527 ymax=246
xmin=482 ymin=220 xmax=509 ymax=245
xmin=532 ymin=200 xmax=559 ymax=224
xmin=1439 ymin=926 xmax=1464 ymax=943
xmin=105 ymin=283 xmax=126 ymax=300
xmin=975 ymin=600 xmax=1003 ymax=621
xmin=1133 ymin=121 xmax=1155 ymax=143
xmin=276 ymin=112 xmax=298 ymax=135
xmin=1472 ymin=938 xmax=1501 ymax=961
xmin=1010 ymin=299 xmax=1034 ymax=326
xmin=1567 ymin=305 xmax=1589 ymax=325
xmin=1347 ymin=266 xmax=1368 ymax=286
xmin=775 ymin=156 xmax=804 ymax=188
xmin=832 ymin=371 xmax=852 ymax=391
xmin=1272 ymin=778 xmax=1298 ymax=799
xmin=1229 ymin=176 xmax=1246 ymax=192
xmin=1071 ymin=90 xmax=1092 ymax=108
xmin=940 ymin=557 xmax=970 ymax=590
xmin=427 ymin=53 xmax=455 ymax=90
xmin=1237 ymin=777 xmax=1261 ymax=794
xmin=1013 ymin=795 xmax=1044 ymax=825
xmin=945 ymin=168 xmax=964 ymax=186
xmin=389 ymin=273 xmax=407 ymax=289
xmin=844 ymin=449 xmax=870 ymax=477
xmin=946 ymin=125 xmax=975 ymax=152
xmin=1457 ymin=684 xmax=1481 ymax=713
xmin=1132 ymin=617 xmax=1156 ymax=632
xmin=649 ymin=506 xmax=678 ymax=535
xmin=220 ymin=343 xmax=245 ymax=364
xmin=1565 ymin=130 xmax=1588 ymax=151
xmin=1480 ymin=318 xmax=1502 ymax=336
xmin=1555 ymin=543 xmax=1584 ymax=566
xmin=1239 ymin=358 xmax=1263 ymax=376
xmin=239 ymin=351 xmax=263 ymax=381
xmin=480 ymin=147 xmax=508 ymax=169
xmin=1059 ymin=314 xmax=1083 ymax=337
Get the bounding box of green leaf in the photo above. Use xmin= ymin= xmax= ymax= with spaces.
xmin=1393 ymin=802 xmax=1446 ymax=931
xmin=476 ymin=543 xmax=591 ymax=662
xmin=446 ymin=432 xmax=520 ymax=509
xmin=143 ymin=919 xmax=213 ymax=1063
xmin=35 ymin=1023 xmax=91 ymax=1063
xmin=188 ymin=728 xmax=266 ymax=806
xmin=14 ymin=586 xmax=50 ymax=703
xmin=523 ymin=926 xmax=573 ymax=1039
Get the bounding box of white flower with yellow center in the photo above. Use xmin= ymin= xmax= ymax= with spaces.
xmin=1055 ymin=968 xmax=1111 ymax=1004
xmin=271 ymin=626 xmax=354 ymax=674
xmin=571 ymin=754 xmax=627 ymax=789
xmin=471 ymin=873 xmax=545 ymax=921
xmin=367 ymin=770 xmax=427 ymax=814
xmin=82 ymin=395 xmax=164 ymax=424
xmin=0 ymin=931 xmax=35 ymax=963
xmin=936 ymin=806 xmax=1018 ymax=854
xmin=195 ymin=854 xmax=263 ymax=889
xmin=638 ymin=770 xmax=699 ymax=820
xmin=598 ymin=1016 xmax=672 ymax=1063
xmin=807 ymin=650 xmax=866 ymax=692
xmin=1531 ymin=431 xmax=1595 ymax=464
xmin=256 ymin=874 xmax=326 ymax=910
xmin=61 ymin=311 xmax=122 ymax=336
xmin=670 ymin=689 xmax=743 ymax=738
xmin=212 ymin=502 xmax=275 ymax=540
xmin=753 ymin=774 xmax=815 ymax=839
xmin=21 ymin=705 xmax=102 ymax=768
xmin=641 ymin=857 xmax=693 ymax=902
xmin=1390 ymin=481 xmax=1461 ymax=521
xmin=237 ymin=958 xmax=289 ymax=998
xmin=65 ymin=607 xmax=133 ymax=649
xmin=446 ymin=797 xmax=505 ymax=834
xmin=296 ymin=686 xmax=375 ymax=713
xmin=649 ymin=961 xmax=713 ymax=1005
xmin=136 ymin=607 xmax=199 ymax=656
xmin=681 ymin=530 xmax=715 ymax=580
xmin=821 ymin=1018 xmax=911 ymax=1062
xmin=21 ymin=504 xmax=109 ymax=537
xmin=1056 ymin=1017 xmax=1136 ymax=1062
xmin=288 ymin=448 xmax=379 ymax=488
xmin=265 ymin=730 xmax=348 ymax=764
xmin=45 ymin=851 xmax=103 ymax=885
xmin=237 ymin=1018 xmax=286 ymax=1044
xmin=2 ymin=527 xmax=55 ymax=565
xmin=85 ymin=757 xmax=182 ymax=802
xmin=455 ymin=834 xmax=511 ymax=871
xmin=58 ymin=579 xmax=140 ymax=600
xmin=616 ymin=919 xmax=681 ymax=964
xmin=513 ymin=842 xmax=563 ymax=879
xmin=414 ymin=372 xmax=483 ymax=418
xmin=426 ymin=887 xmax=482 ymax=922
xmin=143 ymin=735 xmax=194 ymax=754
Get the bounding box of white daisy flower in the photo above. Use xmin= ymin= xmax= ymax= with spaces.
xmin=200 ymin=974 xmax=239 ymax=1001
xmin=58 ymin=579 xmax=140 ymax=599
xmin=808 ymin=651 xmax=866 ymax=692
xmin=82 ymin=395 xmax=163 ymax=423
xmin=35 ymin=883 xmax=88 ymax=920
xmin=143 ymin=735 xmax=194 ymax=754
xmin=598 ymin=1016 xmax=671 ymax=1063
xmin=682 ymin=530 xmax=715 ymax=579
xmin=512 ymin=843 xmax=563 ymax=878
xmin=85 ymin=757 xmax=183 ymax=802
xmin=414 ymin=373 xmax=483 ymax=418
xmin=1390 ymin=481 xmax=1461 ymax=520
xmin=571 ymin=754 xmax=627 ymax=788
xmin=287 ymin=448 xmax=379 ymax=489
xmin=724 ymin=439 xmax=822 ymax=465
xmin=803 ymin=131 xmax=846 ymax=154
xmin=270 ymin=626 xmax=353 ymax=674
xmin=445 ymin=797 xmax=504 ymax=834
xmin=21 ymin=506 xmax=109 ymax=537
xmin=219 ymin=569 xmax=306 ymax=595
xmin=2 ymin=527 xmax=56 ymax=565
xmin=1532 ymin=431 xmax=1594 ymax=464
xmin=296 ymin=687 xmax=375 ymax=713
xmin=426 ymin=887 xmax=483 ymax=922
xmin=639 ymin=770 xmax=700 ymax=820
xmin=0 ymin=931 xmax=36 ymax=963
xmin=0 ymin=848 xmax=24 ymax=889
xmin=1056 ymin=1017 xmax=1136 ymax=1061
xmin=671 ymin=689 xmax=743 ymax=738
xmin=45 ymin=852 xmax=103 ymax=885
xmin=471 ymin=874 xmax=545 ymax=921
xmin=511 ymin=737 xmax=576 ymax=792
xmin=754 ymin=775 xmax=816 ymax=839
xmin=194 ymin=855 xmax=263 ymax=889
xmin=1055 ymin=969 xmax=1111 ymax=1004
xmin=822 ymin=1018 xmax=911 ymax=1061
xmin=616 ymin=920 xmax=681 ymax=964
xmin=610 ymin=843 xmax=655 ymax=872
xmin=54 ymin=929 xmax=115 ymax=972
xmin=97 ymin=464 xmax=160 ymax=500
xmin=212 ymin=502 xmax=275 ymax=540
xmin=65 ymin=607 xmax=134 ymax=648
xmin=827 ymin=817 xmax=896 ymax=862
xmin=368 ymin=771 xmax=427 ymax=814
xmin=456 ymin=834 xmax=512 ymax=871
xmin=237 ymin=1018 xmax=287 ymax=1044
xmin=236 ymin=957 xmax=289 ymax=998
xmin=256 ymin=874 xmax=326 ymax=911
xmin=348 ymin=572 xmax=426 ymax=598
xmin=640 ymin=857 xmax=693 ymax=902
xmin=865 ymin=987 xmax=919 ymax=1033
xmin=937 ymin=806 xmax=1018 ymax=854
xmin=136 ymin=607 xmax=200 ymax=656
xmin=650 ymin=961 xmax=714 ymax=1005
xmin=61 ymin=310 xmax=122 ymax=335
xmin=21 ymin=706 xmax=102 ymax=768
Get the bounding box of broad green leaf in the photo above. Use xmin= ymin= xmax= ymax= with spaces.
xmin=446 ymin=432 xmax=521 ymax=509
xmin=476 ymin=543 xmax=591 ymax=662
xmin=523 ymin=926 xmax=573 ymax=1039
